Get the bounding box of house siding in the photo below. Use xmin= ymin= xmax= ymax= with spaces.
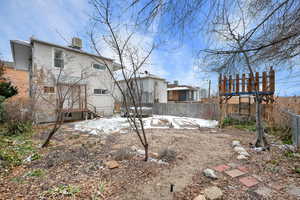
xmin=115 ymin=77 xmax=167 ymax=104
xmin=29 ymin=41 xmax=115 ymax=122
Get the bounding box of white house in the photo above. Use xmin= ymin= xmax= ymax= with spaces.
xmin=115 ymin=71 xmax=168 ymax=104
xmin=10 ymin=37 xmax=120 ymax=122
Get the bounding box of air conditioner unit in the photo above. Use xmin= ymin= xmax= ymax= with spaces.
xmin=71 ymin=37 xmax=82 ymax=49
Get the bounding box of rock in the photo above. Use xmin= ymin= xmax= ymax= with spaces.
xmin=193 ymin=194 xmax=206 ymax=200
xmin=203 ymin=168 xmax=218 ymax=179
xmin=149 ymin=152 xmax=159 ymax=158
xmin=287 ymin=185 xmax=300 ymax=197
xmin=234 ymin=146 xmax=246 ymax=154
xmin=253 ymin=147 xmax=264 ymax=152
xmin=239 ymin=151 xmax=250 ymax=157
xmin=237 ymin=155 xmax=248 ymax=160
xmin=294 ymin=153 xmax=300 ymax=158
xmin=105 ymin=160 xmax=119 ymax=169
xmin=279 ymin=144 xmax=297 ymax=152
xmin=254 ymin=187 xmax=272 ymax=198
xmin=232 ymin=140 xmax=241 ymax=147
xmin=131 ymin=146 xmax=138 ymax=151
xmin=204 ymin=186 xmax=223 ymax=200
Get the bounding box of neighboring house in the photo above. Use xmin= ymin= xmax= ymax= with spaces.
xmin=115 ymin=71 xmax=168 ymax=104
xmin=2 ymin=61 xmax=30 ymax=100
xmin=167 ymin=81 xmax=200 ymax=102
xmin=10 ymin=37 xmax=120 ymax=123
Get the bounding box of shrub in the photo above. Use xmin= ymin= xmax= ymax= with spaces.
xmin=0 ymin=96 xmax=5 ymax=122
xmin=158 ymin=148 xmax=177 ymax=162
xmin=3 ymin=97 xmax=33 ymax=122
xmin=42 ymin=184 xmax=80 ymax=197
xmin=4 ymin=121 xmax=32 ymax=136
xmin=0 ymin=81 xmax=18 ymax=99
xmin=222 ymin=117 xmax=256 ymax=131
xmin=112 ymin=147 xmax=134 ymax=161
xmin=25 ymin=169 xmax=45 ymax=177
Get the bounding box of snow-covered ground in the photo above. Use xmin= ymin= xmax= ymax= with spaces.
xmin=74 ymin=115 xmax=218 ymax=135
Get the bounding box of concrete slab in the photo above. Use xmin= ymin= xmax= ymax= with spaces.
xmin=213 ymin=164 xmax=230 ymax=172
xmin=239 ymin=176 xmax=259 ymax=187
xmin=225 ymin=169 xmax=246 ymax=178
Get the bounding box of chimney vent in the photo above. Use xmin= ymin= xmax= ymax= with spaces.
xmin=71 ymin=37 xmax=82 ymax=50
xmin=174 ymin=80 xmax=178 ymax=85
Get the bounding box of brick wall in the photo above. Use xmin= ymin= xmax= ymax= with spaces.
xmin=3 ymin=66 xmax=29 ymax=99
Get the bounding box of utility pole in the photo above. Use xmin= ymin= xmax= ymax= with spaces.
xmin=208 ymin=80 xmax=211 ymax=99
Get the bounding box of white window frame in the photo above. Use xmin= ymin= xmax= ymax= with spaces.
xmin=52 ymin=48 xmax=65 ymax=69
xmin=92 ymin=62 xmax=106 ymax=71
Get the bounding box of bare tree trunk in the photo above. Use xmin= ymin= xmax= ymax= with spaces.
xmin=254 ymin=96 xmax=268 ymax=147
xmin=144 ymin=143 xmax=149 ymax=161
xmin=41 ymin=126 xmax=59 ymax=147
xmin=41 ymin=111 xmax=63 ymax=148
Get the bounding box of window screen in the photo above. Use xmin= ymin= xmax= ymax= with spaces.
xmin=54 ymin=50 xmax=64 ymax=68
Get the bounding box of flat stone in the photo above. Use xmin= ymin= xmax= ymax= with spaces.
xmin=255 ymin=186 xmax=272 ymax=198
xmin=239 ymin=176 xmax=259 ymax=187
xmin=227 ymin=163 xmax=238 ymax=168
xmin=237 ymin=166 xmax=248 ymax=173
xmin=225 ymin=169 xmax=246 ymax=178
xmin=268 ymin=183 xmax=284 ymax=191
xmin=287 ymin=185 xmax=300 ymax=197
xmin=204 ymin=186 xmax=223 ymax=200
xmin=193 ymin=194 xmax=206 ymax=200
xmin=105 ymin=160 xmax=119 ymax=169
xmin=213 ymin=164 xmax=230 ymax=172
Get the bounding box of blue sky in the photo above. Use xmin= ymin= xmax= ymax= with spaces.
xmin=0 ymin=0 xmax=299 ymax=96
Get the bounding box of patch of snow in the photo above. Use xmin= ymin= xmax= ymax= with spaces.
xmin=74 ymin=115 xmax=218 ymax=135
xmin=148 ymin=157 xmax=168 ymax=165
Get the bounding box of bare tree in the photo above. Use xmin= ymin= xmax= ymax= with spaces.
xmin=89 ymin=0 xmax=156 ymax=161
xmin=30 ymin=57 xmax=91 ymax=147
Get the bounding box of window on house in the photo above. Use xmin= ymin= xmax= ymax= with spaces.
xmin=44 ymin=86 xmax=55 ymax=93
xmin=93 ymin=63 xmax=106 ymax=70
xmin=54 ymin=50 xmax=64 ymax=68
xmin=64 ymin=113 xmax=72 ymax=118
xmin=94 ymin=89 xmax=109 ymax=94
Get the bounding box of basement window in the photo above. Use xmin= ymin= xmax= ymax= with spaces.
xmin=93 ymin=63 xmax=106 ymax=70
xmin=94 ymin=89 xmax=109 ymax=95
xmin=54 ymin=49 xmax=64 ymax=68
xmin=44 ymin=86 xmax=55 ymax=93
xmin=64 ymin=113 xmax=72 ymax=118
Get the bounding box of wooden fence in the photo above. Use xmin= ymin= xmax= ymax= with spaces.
xmin=219 ymin=68 xmax=275 ymax=96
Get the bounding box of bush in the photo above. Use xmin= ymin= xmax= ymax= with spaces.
xmin=112 ymin=147 xmax=134 ymax=161
xmin=0 ymin=81 xmax=18 ymax=99
xmin=221 ymin=117 xmax=256 ymax=132
xmin=158 ymin=148 xmax=177 ymax=162
xmin=3 ymin=97 xmax=33 ymax=122
xmin=3 ymin=121 xmax=32 ymax=136
xmin=0 ymin=96 xmax=5 ymax=122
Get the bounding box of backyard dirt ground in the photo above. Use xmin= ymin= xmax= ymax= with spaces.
xmin=0 ymin=122 xmax=300 ymax=200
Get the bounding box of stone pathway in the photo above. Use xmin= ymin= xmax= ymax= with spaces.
xmin=199 ymin=163 xmax=273 ymax=199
